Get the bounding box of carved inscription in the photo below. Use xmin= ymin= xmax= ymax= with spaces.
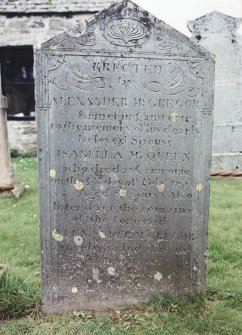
xmin=48 ymin=57 xmax=202 ymax=262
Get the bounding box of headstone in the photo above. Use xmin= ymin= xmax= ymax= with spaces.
xmin=36 ymin=0 xmax=215 ymax=313
xmin=188 ymin=12 xmax=242 ymax=174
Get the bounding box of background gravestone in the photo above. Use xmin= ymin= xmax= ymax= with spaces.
xmin=0 ymin=95 xmax=15 ymax=191
xmin=188 ymin=12 xmax=242 ymax=173
xmin=0 ymin=61 xmax=14 ymax=191
xmin=36 ymin=0 xmax=215 ymax=313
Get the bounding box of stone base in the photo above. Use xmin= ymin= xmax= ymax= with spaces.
xmin=0 ymin=183 xmax=25 ymax=198
xmin=0 ymin=184 xmax=14 ymax=191
xmin=211 ymin=153 xmax=242 ymax=174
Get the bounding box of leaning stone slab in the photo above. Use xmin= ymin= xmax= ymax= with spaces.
xmin=36 ymin=0 xmax=215 ymax=313
xmin=0 ymin=96 xmax=15 ymax=190
xmin=0 ymin=95 xmax=25 ymax=198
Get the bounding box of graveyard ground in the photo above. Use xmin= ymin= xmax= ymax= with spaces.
xmin=0 ymin=157 xmax=242 ymax=335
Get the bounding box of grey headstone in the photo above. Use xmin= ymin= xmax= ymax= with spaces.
xmin=36 ymin=0 xmax=215 ymax=313
xmin=188 ymin=12 xmax=242 ymax=173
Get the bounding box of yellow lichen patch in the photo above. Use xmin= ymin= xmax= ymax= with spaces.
xmin=170 ymin=112 xmax=178 ymax=123
xmin=210 ymin=53 xmax=216 ymax=61
xmin=157 ymin=183 xmax=165 ymax=193
xmin=52 ymin=229 xmax=64 ymax=242
xmin=119 ymin=189 xmax=127 ymax=197
xmin=196 ymin=183 xmax=203 ymax=192
xmin=99 ymin=231 xmax=106 ymax=239
xmin=49 ymin=169 xmax=56 ymax=178
xmin=74 ymin=180 xmax=84 ymax=191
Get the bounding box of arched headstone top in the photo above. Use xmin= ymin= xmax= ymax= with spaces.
xmin=188 ymin=11 xmax=242 ymax=37
xmin=41 ymin=0 xmax=210 ymax=58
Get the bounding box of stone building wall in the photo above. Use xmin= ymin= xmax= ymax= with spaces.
xmin=0 ymin=0 xmax=118 ymax=48
xmin=0 ymin=14 xmax=91 ymax=48
xmin=0 ymin=0 xmax=117 ymax=155
xmin=0 ymin=0 xmax=117 ymax=48
xmin=2 ymin=13 xmax=90 ymax=155
xmin=0 ymin=0 xmax=115 ymax=13
xmin=8 ymin=121 xmax=37 ymax=155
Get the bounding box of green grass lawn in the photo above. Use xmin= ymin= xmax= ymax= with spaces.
xmin=0 ymin=157 xmax=242 ymax=335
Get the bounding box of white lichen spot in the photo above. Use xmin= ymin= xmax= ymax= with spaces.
xmin=170 ymin=112 xmax=178 ymax=123
xmin=109 ymin=172 xmax=118 ymax=182
xmin=107 ymin=267 xmax=115 ymax=276
xmin=72 ymin=287 xmax=78 ymax=293
xmin=154 ymin=271 xmax=163 ymax=282
xmin=127 ymin=1 xmax=134 ymax=8
xmin=157 ymin=183 xmax=165 ymax=193
xmin=49 ymin=169 xmax=56 ymax=178
xmin=95 ymin=27 xmax=100 ymax=33
xmin=196 ymin=183 xmax=203 ymax=192
xmin=119 ymin=189 xmax=127 ymax=197
xmin=52 ymin=229 xmax=64 ymax=242
xmin=74 ymin=235 xmax=83 ymax=246
xmin=100 ymin=185 xmax=105 ymax=191
xmin=99 ymin=231 xmax=106 ymax=239
xmin=74 ymin=180 xmax=84 ymax=191
xmin=193 ymin=266 xmax=197 ymax=271
xmin=92 ymin=268 xmax=102 ymax=284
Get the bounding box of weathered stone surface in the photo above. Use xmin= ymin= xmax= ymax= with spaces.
xmin=36 ymin=0 xmax=214 ymax=313
xmin=188 ymin=12 xmax=242 ymax=173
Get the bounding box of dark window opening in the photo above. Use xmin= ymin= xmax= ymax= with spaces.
xmin=0 ymin=46 xmax=35 ymax=121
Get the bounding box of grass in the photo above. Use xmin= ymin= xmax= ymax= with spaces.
xmin=0 ymin=157 xmax=242 ymax=334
